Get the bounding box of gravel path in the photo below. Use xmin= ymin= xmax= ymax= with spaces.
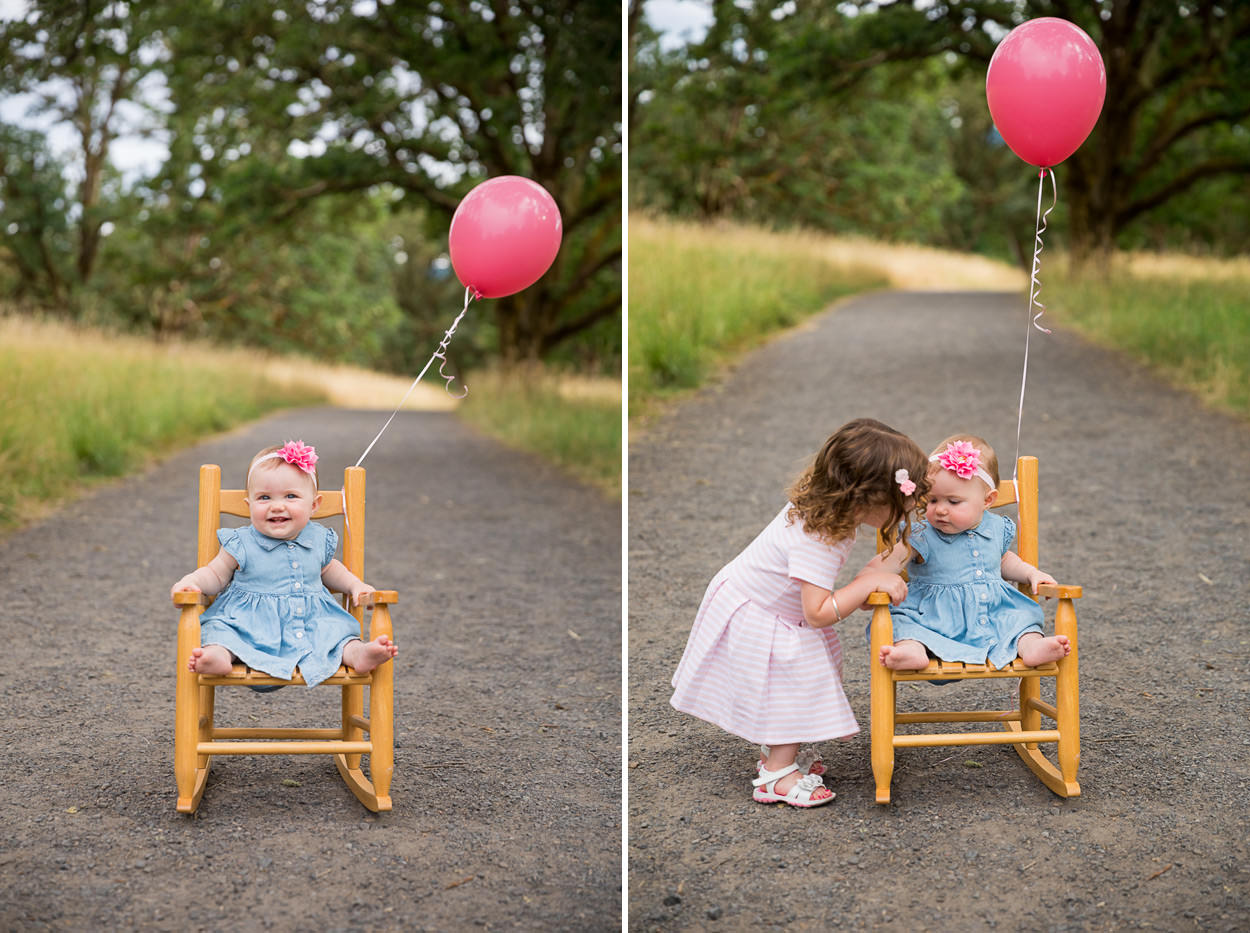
xmin=0 ymin=407 xmax=621 ymax=931
xmin=628 ymin=291 xmax=1250 ymax=931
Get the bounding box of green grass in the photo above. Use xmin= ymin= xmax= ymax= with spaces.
xmin=1048 ymin=272 xmax=1250 ymax=416
xmin=630 ymin=217 xmax=1249 ymax=424
xmin=0 ymin=318 xmax=325 ymax=528
xmin=458 ymin=368 xmax=621 ymax=497
xmin=629 ymin=217 xmax=887 ymax=417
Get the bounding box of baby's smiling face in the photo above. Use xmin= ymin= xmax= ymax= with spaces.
xmin=246 ymin=461 xmax=322 ymax=540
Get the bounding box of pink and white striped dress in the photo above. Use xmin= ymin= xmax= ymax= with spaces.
xmin=670 ymin=505 xmax=859 ymax=745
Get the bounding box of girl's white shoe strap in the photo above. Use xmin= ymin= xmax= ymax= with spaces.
xmin=752 ymin=763 xmax=800 ymax=788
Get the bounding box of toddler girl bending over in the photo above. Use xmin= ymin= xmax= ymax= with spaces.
xmin=879 ymin=435 xmax=1069 ymax=672
xmin=171 ymin=441 xmax=398 ymax=686
xmin=671 ymin=418 xmax=931 ymax=808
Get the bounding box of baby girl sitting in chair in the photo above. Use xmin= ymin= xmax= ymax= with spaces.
xmin=879 ymin=435 xmax=1070 ymax=672
xmin=171 ymin=441 xmax=398 ymax=686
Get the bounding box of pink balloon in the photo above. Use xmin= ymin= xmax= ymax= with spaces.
xmin=986 ymin=18 xmax=1106 ymax=168
xmin=448 ymin=176 xmax=562 ymax=299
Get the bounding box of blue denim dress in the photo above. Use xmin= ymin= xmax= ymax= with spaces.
xmin=890 ymin=513 xmax=1043 ymax=669
xmin=199 ymin=523 xmax=361 ymax=687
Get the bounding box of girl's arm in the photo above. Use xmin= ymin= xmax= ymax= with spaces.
xmin=322 ymin=558 xmax=376 ymax=607
xmin=1001 ymin=551 xmax=1057 ymax=595
xmin=800 ymin=570 xmax=907 ymax=629
xmin=170 ymin=550 xmax=238 ymax=600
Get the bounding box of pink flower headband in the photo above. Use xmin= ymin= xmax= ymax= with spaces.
xmin=248 ymin=440 xmax=319 ymax=488
xmin=930 ymin=440 xmax=995 ymax=489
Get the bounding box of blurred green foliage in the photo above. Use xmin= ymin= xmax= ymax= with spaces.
xmin=630 ymin=0 xmax=1250 ymax=262
xmin=0 ymin=0 xmax=621 ymax=375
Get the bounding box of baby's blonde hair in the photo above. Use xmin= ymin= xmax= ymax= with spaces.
xmin=246 ymin=445 xmax=320 ymax=492
xmin=930 ymin=434 xmax=1000 ymax=489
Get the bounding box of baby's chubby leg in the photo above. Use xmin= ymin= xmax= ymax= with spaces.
xmin=1016 ymin=632 xmax=1071 ymax=666
xmin=342 ymin=635 xmax=398 ymax=674
xmin=879 ymin=639 xmax=929 ymax=671
xmin=188 ymin=644 xmax=234 ymax=675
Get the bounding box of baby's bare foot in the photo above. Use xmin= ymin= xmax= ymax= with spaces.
xmin=880 ymin=640 xmax=929 ymax=670
xmin=188 ymin=645 xmax=234 ymax=675
xmin=343 ymin=635 xmax=398 ymax=673
xmin=1017 ymin=633 xmax=1071 ymax=666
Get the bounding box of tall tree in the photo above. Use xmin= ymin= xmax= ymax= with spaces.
xmin=0 ymin=0 xmax=166 ymax=290
xmin=0 ymin=122 xmax=72 ymax=301
xmin=155 ymin=0 xmax=621 ymax=363
xmin=634 ymin=0 xmax=1250 ymax=257
xmin=629 ymin=3 xmax=974 ymax=240
xmin=909 ymin=0 xmax=1250 ymax=257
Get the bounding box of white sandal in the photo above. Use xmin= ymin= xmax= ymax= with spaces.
xmin=757 ymin=745 xmax=826 ymax=777
xmin=752 ymin=763 xmax=834 ymax=808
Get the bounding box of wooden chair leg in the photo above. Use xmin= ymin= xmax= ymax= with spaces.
xmin=342 ymin=685 xmax=364 ymax=771
xmin=369 ymin=657 xmax=394 ymax=809
xmin=1019 ymin=676 xmax=1041 ymax=750
xmin=869 ymin=603 xmax=896 ymax=804
xmin=1054 ymin=598 xmax=1080 ymax=792
xmin=198 ymin=685 xmax=215 ymax=769
xmin=175 ymin=607 xmax=206 ymax=813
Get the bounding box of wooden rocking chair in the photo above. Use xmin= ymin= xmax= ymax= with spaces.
xmin=173 ymin=464 xmax=397 ymax=814
xmin=867 ymin=455 xmax=1082 ymax=804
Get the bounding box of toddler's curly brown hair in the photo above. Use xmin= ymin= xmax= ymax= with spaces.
xmin=787 ymin=418 xmax=929 ymax=552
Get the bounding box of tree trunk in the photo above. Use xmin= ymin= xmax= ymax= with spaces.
xmin=494 ymin=290 xmax=548 ymax=363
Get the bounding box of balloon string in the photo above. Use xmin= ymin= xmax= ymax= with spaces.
xmin=1012 ymin=167 xmax=1058 ymax=487
xmin=353 ymin=285 xmax=475 ymax=469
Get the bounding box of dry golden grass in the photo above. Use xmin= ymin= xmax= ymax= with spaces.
xmin=633 ymin=217 xmax=1025 ymax=292
xmin=1104 ymin=250 xmax=1250 ymax=283
xmin=0 ymin=315 xmax=458 ymax=412
xmin=820 ymin=236 xmax=1025 ymax=291
xmin=262 ymin=358 xmax=459 ymax=411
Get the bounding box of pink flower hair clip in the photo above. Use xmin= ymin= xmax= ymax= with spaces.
xmin=277 ymin=440 xmax=318 ymax=475
xmin=894 ymin=469 xmax=916 ymax=496
xmin=930 ymin=441 xmax=995 ymax=489
xmin=248 ymin=440 xmax=319 ymax=488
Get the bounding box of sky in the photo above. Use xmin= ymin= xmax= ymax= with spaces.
xmin=0 ymin=0 xmax=168 ymax=184
xmin=645 ymin=0 xmax=713 ymax=49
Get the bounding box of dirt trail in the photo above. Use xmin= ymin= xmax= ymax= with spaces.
xmin=628 ymin=291 xmax=1250 ymax=931
xmin=0 ymin=407 xmax=621 ymax=931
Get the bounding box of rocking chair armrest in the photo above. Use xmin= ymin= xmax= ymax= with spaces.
xmin=173 ymin=591 xmax=211 ymax=608
xmin=866 ymin=592 xmax=893 ymax=606
xmin=369 ymin=590 xmax=398 ymax=606
xmin=1036 ymin=583 xmax=1082 ymax=599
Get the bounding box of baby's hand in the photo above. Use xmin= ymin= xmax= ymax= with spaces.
xmin=350 ymin=583 xmax=377 ymax=608
xmin=1028 ymin=568 xmax=1058 ymax=595
xmin=170 ymin=578 xmax=201 ymax=601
